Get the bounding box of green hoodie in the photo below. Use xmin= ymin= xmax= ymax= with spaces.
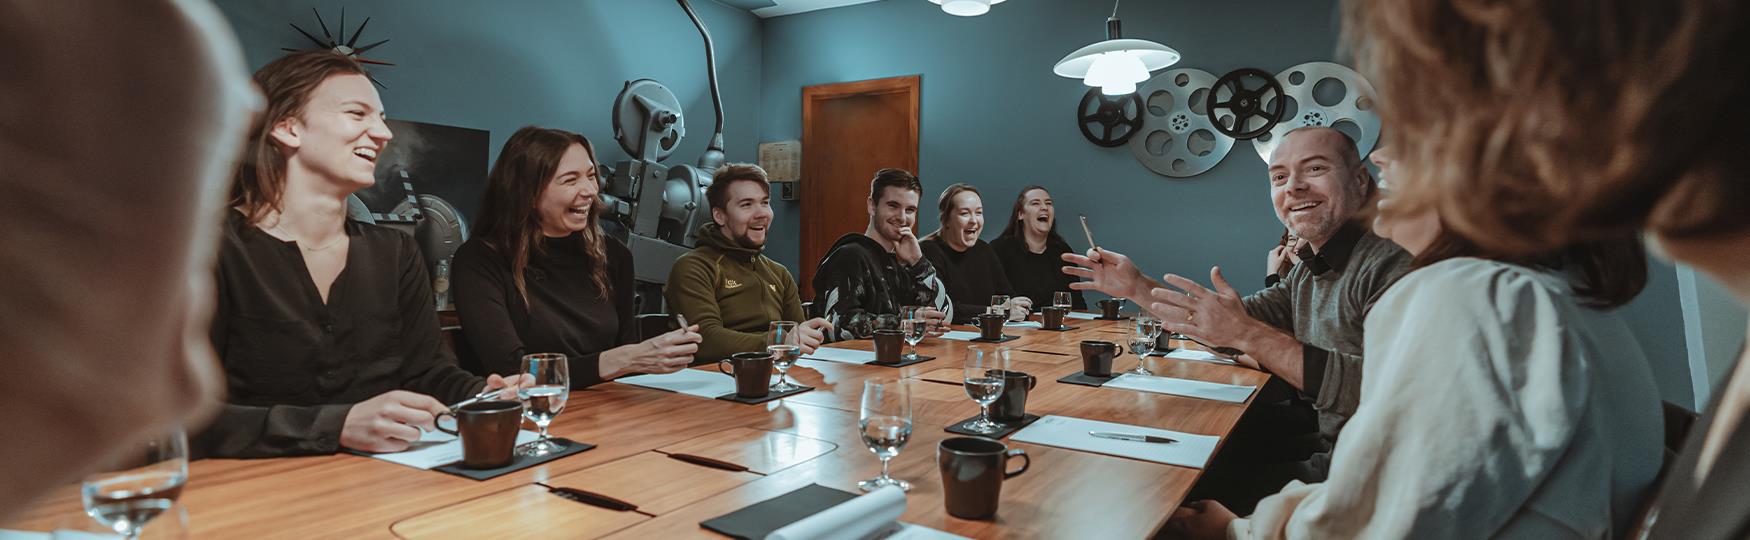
xmin=665 ymin=223 xmax=807 ymax=362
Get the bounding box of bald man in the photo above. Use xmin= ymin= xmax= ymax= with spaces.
xmin=1063 ymin=127 xmax=1412 ymax=511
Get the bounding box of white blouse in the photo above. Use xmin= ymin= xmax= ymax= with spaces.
xmin=1231 ymin=258 xmax=1663 ymax=539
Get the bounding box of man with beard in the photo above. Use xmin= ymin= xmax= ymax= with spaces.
xmin=1063 ymin=127 xmax=1412 ymax=511
xmin=812 ymin=168 xmax=953 ymax=340
xmin=667 ymin=164 xmax=833 ymax=361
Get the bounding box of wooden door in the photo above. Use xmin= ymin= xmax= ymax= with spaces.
xmin=799 ymin=75 xmax=920 ymax=299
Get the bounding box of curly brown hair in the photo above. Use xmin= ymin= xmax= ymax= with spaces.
xmin=1343 ymin=0 xmax=1750 ymax=252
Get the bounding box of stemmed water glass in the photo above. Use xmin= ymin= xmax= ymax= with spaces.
xmin=80 ymin=427 xmax=188 ymax=540
xmin=988 ymin=294 xmax=1010 ymax=316
xmin=961 ymin=347 xmax=1009 ymax=434
xmin=1131 ymin=316 xmax=1162 ymax=375
xmin=768 ymin=321 xmax=803 ymax=392
xmin=1053 ymin=291 xmax=1073 ymax=310
xmin=858 ymin=379 xmax=913 ymax=492
xmin=900 ymin=305 xmax=927 ymax=361
xmin=518 ymin=352 xmax=570 ymax=456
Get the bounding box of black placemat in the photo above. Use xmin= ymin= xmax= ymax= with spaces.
xmin=1038 ymin=325 xmax=1080 ymax=332
xmin=970 ymin=334 xmax=1020 ymax=343
xmin=1056 ymin=371 xmax=1119 ymax=387
xmin=432 ymin=438 xmax=595 ymax=480
xmin=715 ymin=384 xmax=814 ymax=404
xmin=700 ymin=483 xmax=860 ymax=539
xmin=944 ymin=413 xmax=1041 ymax=439
xmin=868 ymin=353 xmax=935 ymax=368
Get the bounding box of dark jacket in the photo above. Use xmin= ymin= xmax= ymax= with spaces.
xmin=810 ymin=233 xmax=953 ymax=340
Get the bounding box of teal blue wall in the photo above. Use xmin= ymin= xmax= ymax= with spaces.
xmin=209 ymin=0 xmax=1692 ymax=406
xmin=211 ymin=0 xmax=764 ymax=197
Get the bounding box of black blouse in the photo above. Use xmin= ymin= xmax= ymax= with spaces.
xmin=197 ymin=212 xmax=484 ymax=458
xmin=450 ymin=232 xmax=636 ymax=389
xmin=920 ymin=238 xmax=1015 ymax=323
xmin=990 ymin=234 xmax=1087 ymax=310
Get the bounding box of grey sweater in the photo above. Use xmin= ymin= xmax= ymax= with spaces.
xmin=1241 ymin=221 xmax=1412 ymax=474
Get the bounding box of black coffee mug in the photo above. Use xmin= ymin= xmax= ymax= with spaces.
xmin=985 ymin=369 xmax=1037 ymax=422
xmin=872 ymin=329 xmax=905 ymax=364
xmin=937 ymin=437 xmax=1030 ymax=520
xmin=1079 ymin=340 xmax=1124 ymax=377
xmin=436 ymin=400 xmax=523 ymax=469
xmin=972 ymin=313 xmax=1006 ymax=340
xmin=1040 ymin=306 xmax=1067 ymax=330
xmin=718 ymin=352 xmax=773 ymax=398
xmin=1097 ymin=298 xmax=1124 ymax=318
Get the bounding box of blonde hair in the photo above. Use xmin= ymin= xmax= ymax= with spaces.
xmin=1343 ymin=0 xmax=1750 ymax=253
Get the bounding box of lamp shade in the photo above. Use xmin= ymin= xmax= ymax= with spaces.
xmin=1053 ymin=38 xmax=1181 ymax=79
xmin=930 ymin=0 xmax=1005 ymax=17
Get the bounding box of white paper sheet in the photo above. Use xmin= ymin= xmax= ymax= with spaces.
xmin=766 ymin=486 xmax=966 ymax=540
xmin=1064 ymin=312 xmax=1100 ymax=320
xmin=939 ymin=330 xmax=982 ymax=341
xmin=365 ymin=429 xmax=541 ymax=470
xmin=1160 ymin=349 xmax=1238 ymax=365
xmin=618 ymin=369 xmax=741 ymax=398
xmin=1004 ymin=321 xmax=1043 ymax=329
xmin=1010 ymin=415 xmax=1220 ymax=469
xmin=799 ymin=347 xmax=878 ymax=364
xmin=1102 ymin=374 xmax=1256 ymax=403
xmin=0 ymin=530 xmax=120 ymax=540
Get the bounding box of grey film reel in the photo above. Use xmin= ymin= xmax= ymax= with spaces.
xmin=1251 ymin=62 xmax=1381 ymax=163
xmin=1129 ymin=68 xmax=1234 ymax=178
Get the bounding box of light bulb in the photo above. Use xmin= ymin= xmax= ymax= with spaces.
xmin=940 ymin=0 xmax=990 ymax=16
xmin=1100 ymin=81 xmax=1138 ymax=95
xmin=1084 ymin=52 xmax=1149 ymax=88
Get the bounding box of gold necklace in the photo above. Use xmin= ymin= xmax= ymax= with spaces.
xmin=269 ymin=223 xmax=346 ymax=252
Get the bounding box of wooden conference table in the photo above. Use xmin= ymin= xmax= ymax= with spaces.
xmin=9 ymin=315 xmax=1270 ymax=539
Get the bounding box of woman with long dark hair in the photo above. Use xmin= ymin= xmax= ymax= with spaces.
xmin=1164 ymin=145 xmax=1663 ymax=538
xmin=452 ymin=126 xmax=700 ymax=388
xmin=990 ymin=186 xmax=1086 ymax=310
xmin=201 ymin=51 xmax=521 ymax=458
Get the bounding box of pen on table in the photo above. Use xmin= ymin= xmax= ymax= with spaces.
xmin=1089 ymin=431 xmax=1177 ymax=444
xmin=447 ymin=387 xmax=504 ymax=411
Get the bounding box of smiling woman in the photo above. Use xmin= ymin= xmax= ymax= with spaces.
xmin=922 ymin=183 xmax=1018 ymax=323
xmin=992 ymin=186 xmax=1086 ymax=310
xmin=451 ymin=126 xmax=703 ymax=389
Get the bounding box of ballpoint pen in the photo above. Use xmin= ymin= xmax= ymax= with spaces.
xmin=446 ymin=387 xmax=504 ymax=411
xmin=1079 ymin=214 xmax=1099 ymax=252
xmin=1089 ymin=431 xmax=1178 ymax=444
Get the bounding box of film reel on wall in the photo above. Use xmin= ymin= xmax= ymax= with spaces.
xmin=1128 ymin=68 xmax=1234 ymax=177
xmin=1251 ymin=62 xmax=1381 ymax=163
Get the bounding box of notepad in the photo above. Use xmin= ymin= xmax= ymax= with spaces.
xmin=618 ymin=369 xmax=741 ymax=398
xmin=1010 ymin=415 xmax=1219 ymax=469
xmin=365 ymin=429 xmax=541 ymax=470
xmin=1102 ymin=373 xmax=1256 ymax=403
xmin=0 ymin=530 xmax=119 ymax=540
xmin=939 ymin=330 xmax=982 ymax=341
xmin=1064 ymin=311 xmax=1100 ymax=320
xmin=799 ymin=347 xmax=877 ymax=364
xmin=1161 ymin=349 xmax=1238 ymax=365
xmin=1004 ymin=321 xmax=1043 ymax=329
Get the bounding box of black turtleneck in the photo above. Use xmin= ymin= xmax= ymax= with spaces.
xmin=451 ymin=232 xmax=636 ymax=388
xmin=990 ymin=234 xmax=1087 ymax=310
xmin=920 ymin=237 xmax=1015 ymax=323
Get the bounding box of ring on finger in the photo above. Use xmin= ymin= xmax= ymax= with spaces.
xmin=1187 ymin=311 xmax=1196 ymax=322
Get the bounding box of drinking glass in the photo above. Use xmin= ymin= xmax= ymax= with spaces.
xmin=767 ymin=321 xmax=802 ymax=392
xmin=858 ymin=379 xmax=914 ymax=492
xmin=962 ymin=347 xmax=1009 ymax=434
xmin=988 ymin=294 xmax=1010 ymax=316
xmin=1053 ymin=291 xmax=1072 ymax=309
xmin=900 ymin=305 xmax=926 ymax=361
xmin=80 ymin=427 xmax=187 ymax=540
xmin=1128 ymin=326 xmax=1156 ymax=376
xmin=518 ymin=352 xmax=570 ymax=456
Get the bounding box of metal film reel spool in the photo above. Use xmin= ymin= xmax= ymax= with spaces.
xmin=1129 ymin=68 xmax=1234 ymax=178
xmin=1251 ymin=62 xmax=1381 ymax=163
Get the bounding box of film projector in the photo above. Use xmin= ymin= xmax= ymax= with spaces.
xmin=1079 ymin=61 xmax=1381 ymax=177
xmin=595 ymin=0 xmax=726 ymax=312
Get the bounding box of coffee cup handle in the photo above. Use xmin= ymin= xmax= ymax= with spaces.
xmin=1026 ymin=376 xmax=1038 ymax=390
xmin=1004 ymin=448 xmax=1030 ymax=478
xmin=717 ymin=358 xmax=734 ymax=376
xmin=435 ymin=411 xmax=459 ymax=436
